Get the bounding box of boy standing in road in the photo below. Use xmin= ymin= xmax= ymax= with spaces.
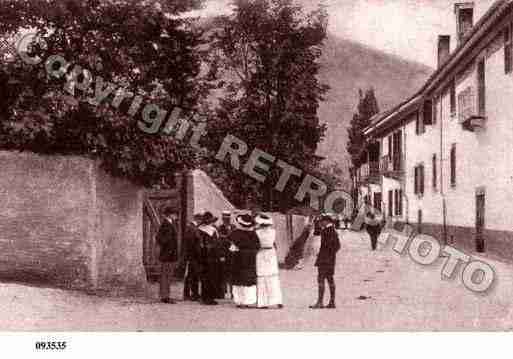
xmin=310 ymin=214 xmax=341 ymax=309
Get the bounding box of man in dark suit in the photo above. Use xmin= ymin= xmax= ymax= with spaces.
xmin=183 ymin=213 xmax=203 ymax=301
xmin=156 ymin=207 xmax=179 ymax=304
xmin=310 ymin=214 xmax=341 ymax=309
xmin=216 ymin=211 xmax=235 ymax=299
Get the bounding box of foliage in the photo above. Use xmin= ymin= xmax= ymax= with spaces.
xmin=0 ymin=0 xmax=207 ymax=188
xmin=204 ymin=0 xmax=329 ymax=211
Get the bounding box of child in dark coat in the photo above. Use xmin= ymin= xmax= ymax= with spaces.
xmin=310 ymin=214 xmax=341 ymax=309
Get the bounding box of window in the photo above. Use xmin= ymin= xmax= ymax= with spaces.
xmin=418 ymin=210 xmax=423 ymax=234
xmin=415 ymin=111 xmax=424 ymax=135
xmin=398 ymin=189 xmax=403 ymax=215
xmin=388 ymin=135 xmax=392 ymax=157
xmin=450 ymin=80 xmax=456 ymax=116
xmin=477 ymin=58 xmax=486 ymax=116
xmin=414 ymin=164 xmax=425 ymax=196
xmin=423 ymin=99 xmax=433 ymax=125
xmin=432 ymin=154 xmax=437 ymax=190
xmin=450 ymin=144 xmax=457 ymax=187
xmin=504 ymin=24 xmax=512 ymax=74
xmin=432 ymin=98 xmax=437 ymax=125
xmin=392 ymin=131 xmax=402 ymax=171
xmin=394 ymin=189 xmax=402 ymax=216
xmin=420 ymin=165 xmax=425 ymax=195
xmin=388 ymin=190 xmax=393 ymax=218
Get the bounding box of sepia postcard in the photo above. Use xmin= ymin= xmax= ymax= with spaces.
xmin=0 ymin=1 xmax=512 ymax=351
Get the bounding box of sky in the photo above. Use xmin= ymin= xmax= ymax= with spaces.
xmin=187 ymin=0 xmax=496 ymax=67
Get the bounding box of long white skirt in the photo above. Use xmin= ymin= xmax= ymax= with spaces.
xmin=257 ymin=275 xmax=283 ymax=307
xmin=232 ymin=285 xmax=257 ymax=306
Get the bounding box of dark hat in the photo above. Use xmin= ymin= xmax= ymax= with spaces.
xmin=319 ymin=213 xmax=334 ymax=222
xmin=193 ymin=213 xmax=204 ymax=222
xmin=236 ymin=214 xmax=255 ymax=228
xmin=163 ymin=206 xmax=177 ymax=217
xmin=201 ymin=212 xmax=218 ymax=225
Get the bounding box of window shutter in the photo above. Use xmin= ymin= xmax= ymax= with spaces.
xmin=415 ymin=112 xmax=420 ymax=135
xmin=477 ymin=59 xmax=486 ymax=116
xmin=388 ymin=190 xmax=393 ymax=217
xmin=432 ymin=154 xmax=437 ymax=189
xmin=423 ymin=99 xmax=433 ymax=125
xmin=432 ymin=98 xmax=437 ymax=125
xmin=451 ymin=145 xmax=457 ymax=187
xmin=450 ymin=80 xmax=456 ymax=115
xmin=420 ymin=165 xmax=425 ymax=195
xmin=399 ymin=189 xmax=403 ymax=215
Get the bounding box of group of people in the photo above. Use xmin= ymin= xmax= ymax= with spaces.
xmin=157 ymin=209 xmax=285 ymax=309
xmin=156 ymin=208 xmax=344 ymax=309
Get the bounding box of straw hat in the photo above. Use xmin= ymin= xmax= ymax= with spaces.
xmin=236 ymin=214 xmax=255 ymax=228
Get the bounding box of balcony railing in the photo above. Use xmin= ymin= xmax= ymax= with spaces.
xmin=358 ymin=161 xmax=380 ymax=184
xmin=458 ymin=86 xmax=486 ymax=131
xmin=380 ymin=154 xmax=404 ymax=179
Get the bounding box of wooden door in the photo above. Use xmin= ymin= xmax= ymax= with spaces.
xmin=476 ymin=192 xmax=486 ymax=253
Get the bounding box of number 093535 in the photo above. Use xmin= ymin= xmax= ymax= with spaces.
xmin=35 ymin=341 xmax=67 ymax=350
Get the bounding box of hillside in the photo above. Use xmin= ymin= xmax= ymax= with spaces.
xmin=317 ymin=34 xmax=433 ymax=173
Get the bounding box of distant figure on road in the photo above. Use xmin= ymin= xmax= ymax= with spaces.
xmin=310 ymin=214 xmax=341 ymax=309
xmin=343 ymin=214 xmax=352 ymax=229
xmin=229 ymin=214 xmax=260 ymax=309
xmin=183 ymin=213 xmax=203 ymax=302
xmin=255 ymin=214 xmax=283 ymax=309
xmin=364 ymin=212 xmax=382 ymax=251
xmin=156 ymin=207 xmax=179 ymax=304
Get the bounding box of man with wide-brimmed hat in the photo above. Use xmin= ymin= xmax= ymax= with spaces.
xmin=216 ymin=211 xmax=235 ymax=299
xmin=229 ymin=214 xmax=260 ymax=308
xmin=183 ymin=213 xmax=204 ymax=301
xmin=310 ymin=213 xmax=340 ymax=309
xmin=198 ymin=211 xmax=221 ymax=305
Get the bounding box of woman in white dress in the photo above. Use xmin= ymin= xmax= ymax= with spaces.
xmin=255 ymin=214 xmax=283 ymax=309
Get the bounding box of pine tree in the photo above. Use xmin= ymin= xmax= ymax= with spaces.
xmin=346 ymin=88 xmax=379 ymax=168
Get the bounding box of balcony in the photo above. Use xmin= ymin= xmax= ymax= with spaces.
xmin=380 ymin=154 xmax=404 ymax=180
xmin=358 ymin=161 xmax=380 ymax=185
xmin=458 ymin=86 xmax=486 ymax=132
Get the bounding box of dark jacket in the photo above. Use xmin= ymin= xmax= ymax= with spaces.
xmin=315 ymin=225 xmax=340 ymax=268
xmin=156 ymin=220 xmax=178 ymax=263
xmin=365 ymin=222 xmax=382 ymax=238
xmin=183 ymin=223 xmax=202 ymax=262
xmin=229 ymin=229 xmax=260 ymax=286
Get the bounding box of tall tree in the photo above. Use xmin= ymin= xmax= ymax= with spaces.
xmin=346 ymin=88 xmax=379 ymax=168
xmin=0 ymin=0 xmax=208 ymax=188
xmin=205 ymin=0 xmax=329 ymax=211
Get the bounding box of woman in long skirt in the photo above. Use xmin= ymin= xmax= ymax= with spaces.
xmin=255 ymin=214 xmax=283 ymax=309
xmin=229 ymin=214 xmax=260 ymax=309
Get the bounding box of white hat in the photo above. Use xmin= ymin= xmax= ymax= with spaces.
xmin=255 ymin=214 xmax=273 ymax=226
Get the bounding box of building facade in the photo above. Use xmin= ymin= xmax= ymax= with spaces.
xmin=355 ymin=0 xmax=513 ymax=260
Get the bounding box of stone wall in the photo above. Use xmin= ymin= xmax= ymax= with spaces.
xmin=0 ymin=151 xmax=148 ymax=294
xmin=0 ymin=151 xmax=94 ymax=289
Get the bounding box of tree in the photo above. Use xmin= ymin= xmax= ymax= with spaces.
xmin=205 ymin=0 xmax=329 ymax=211
xmin=0 ymin=0 xmax=208 ymax=188
xmin=346 ymin=88 xmax=379 ymax=168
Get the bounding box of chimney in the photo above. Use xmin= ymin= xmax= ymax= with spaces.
xmin=437 ymin=35 xmax=451 ymax=68
xmin=455 ymin=2 xmax=474 ymax=44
